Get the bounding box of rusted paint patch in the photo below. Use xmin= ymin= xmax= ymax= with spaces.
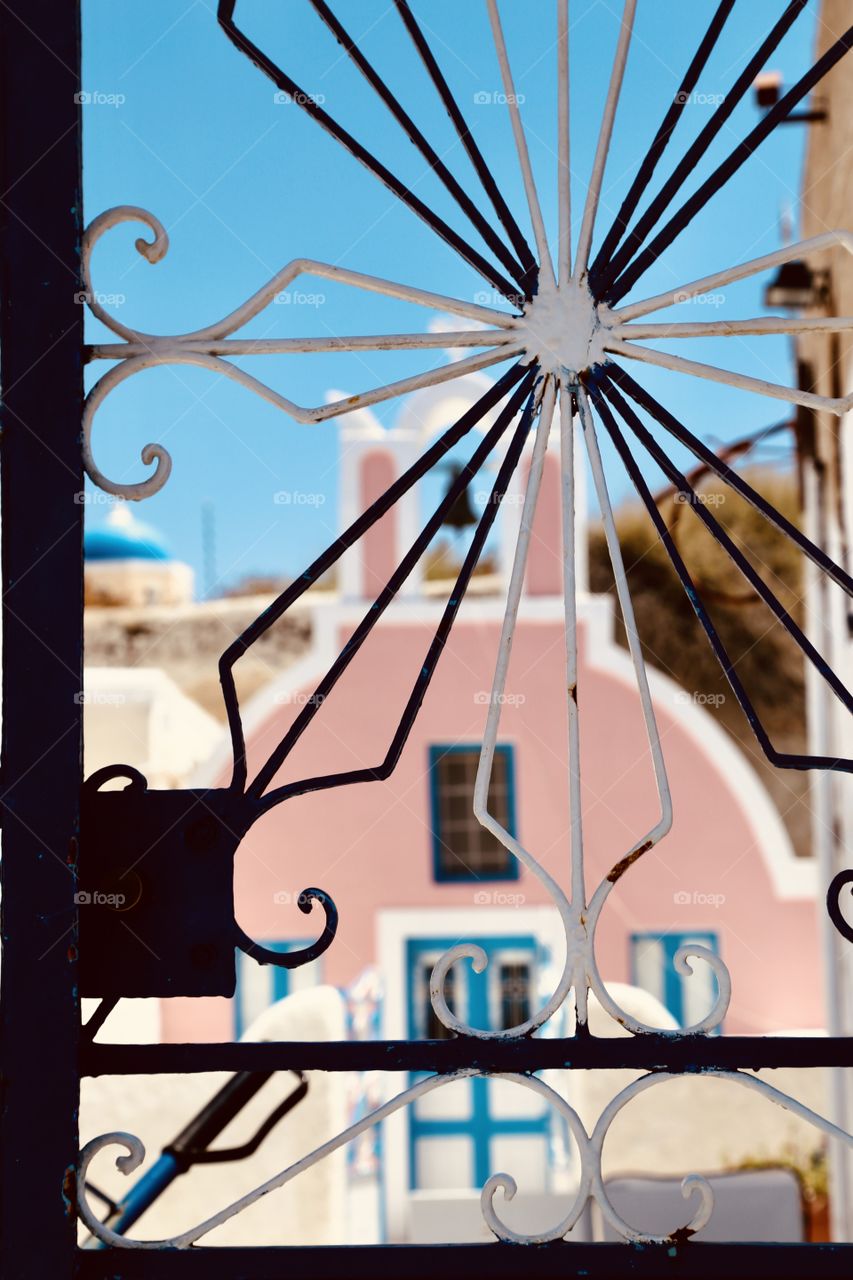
xmin=606 ymin=838 xmax=653 ymax=884
xmin=62 ymin=1163 xmax=76 ymax=1218
xmin=569 ymin=683 xmax=577 ymax=703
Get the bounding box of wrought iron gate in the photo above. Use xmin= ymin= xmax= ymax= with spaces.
xmin=3 ymin=0 xmax=853 ymax=1274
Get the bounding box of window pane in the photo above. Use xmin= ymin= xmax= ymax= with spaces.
xmin=499 ymin=962 xmax=531 ymax=1029
xmin=432 ymin=748 xmax=516 ymax=880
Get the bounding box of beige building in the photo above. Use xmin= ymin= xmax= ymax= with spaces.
xmin=796 ymin=0 xmax=853 ymax=1241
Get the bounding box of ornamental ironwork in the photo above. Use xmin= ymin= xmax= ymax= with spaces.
xmin=2 ymin=0 xmax=853 ymax=1274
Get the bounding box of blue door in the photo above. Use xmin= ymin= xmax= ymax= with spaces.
xmin=406 ymin=935 xmax=551 ymax=1192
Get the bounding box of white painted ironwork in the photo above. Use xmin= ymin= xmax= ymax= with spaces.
xmin=78 ymin=0 xmax=853 ymax=1250
xmin=485 ymin=0 xmax=555 ymax=288
xmin=78 ymin=1069 xmax=853 ymax=1248
xmin=81 ymin=150 xmax=853 ymax=502
xmin=572 ymin=0 xmax=637 ymax=284
xmin=82 ymin=207 xmax=523 ymax=499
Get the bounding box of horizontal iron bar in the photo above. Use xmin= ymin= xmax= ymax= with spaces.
xmin=75 ymin=1243 xmax=853 ymax=1278
xmin=81 ymin=1035 xmax=853 ymax=1077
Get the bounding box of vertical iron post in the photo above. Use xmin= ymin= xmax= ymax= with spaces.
xmin=0 ymin=3 xmax=84 ymax=1277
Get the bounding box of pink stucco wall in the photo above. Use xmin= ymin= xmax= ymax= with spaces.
xmin=526 ymin=452 xmax=564 ymax=597
xmin=162 ymin=614 xmax=821 ymax=1042
xmin=359 ymin=450 xmax=397 ymax=598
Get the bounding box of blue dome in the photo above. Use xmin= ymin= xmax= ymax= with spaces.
xmin=85 ymin=506 xmax=172 ymax=562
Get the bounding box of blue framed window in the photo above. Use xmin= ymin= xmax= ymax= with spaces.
xmin=429 ymin=743 xmax=519 ymax=882
xmin=630 ymin=931 xmax=721 ymax=1031
xmin=406 ymin=936 xmax=549 ymax=1191
xmin=234 ymin=940 xmax=323 ymax=1038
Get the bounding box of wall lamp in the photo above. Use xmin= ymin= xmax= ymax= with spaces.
xmin=754 ymin=71 xmax=827 ymax=123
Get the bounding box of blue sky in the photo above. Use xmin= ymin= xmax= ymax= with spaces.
xmin=82 ymin=1 xmax=821 ymax=592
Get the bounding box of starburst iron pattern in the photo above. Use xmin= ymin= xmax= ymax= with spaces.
xmin=85 ymin=5 xmax=853 ymax=994
xmin=82 ymin=1 xmax=853 ymax=982
xmin=85 ymin=0 xmax=853 ymax=782
xmin=75 ymin=1 xmax=853 ymax=1251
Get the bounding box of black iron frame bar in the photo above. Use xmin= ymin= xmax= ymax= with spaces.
xmin=217 ymin=1 xmax=525 ymax=306
xmin=36 ymin=6 xmax=853 ymax=1269
xmin=0 ymin=4 xmax=84 ymax=1279
xmin=588 ymin=0 xmax=736 ymax=291
xmin=221 ymin=363 xmax=529 ymax=791
xmin=598 ymin=370 xmax=853 ymax=726
xmin=81 ymin=1034 xmax=853 ymax=1076
xmin=605 ymin=16 xmax=853 ymax=305
xmin=586 ymin=370 xmax=851 ymax=773
xmin=307 ymin=0 xmax=529 ymax=291
xmin=70 ymin=1241 xmax=853 ymax=1279
xmin=392 ymin=0 xmax=539 ymax=288
xmin=249 ymin=376 xmax=538 ymax=804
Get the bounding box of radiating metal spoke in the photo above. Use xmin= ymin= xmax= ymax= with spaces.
xmin=614 ymin=231 xmax=853 ymax=323
xmin=393 ymin=0 xmax=538 ymax=287
xmin=593 ymin=0 xmax=807 ymax=300
xmin=600 ymin=369 xmax=853 ymax=725
xmin=557 ymin=0 xmax=571 ymax=285
xmin=558 ymin=376 xmax=583 ymax=903
xmin=588 ymin=0 xmax=736 ymax=290
xmin=605 ymin=336 xmax=853 ymax=417
xmin=613 ymin=316 xmax=853 ymax=341
xmin=253 ymin=380 xmax=540 ymax=809
xmin=576 ymin=381 xmax=672 ymax=887
xmin=587 ymin=370 xmax=853 ymax=774
xmin=307 ymin=0 xmax=529 ymax=291
xmin=474 ymin=376 xmax=555 ymax=846
xmin=82 ymin=211 xmax=522 ymax=344
xmin=605 ymin=15 xmax=853 ymax=304
xmin=607 ymin=360 xmax=853 ymax=597
xmin=221 ymin=364 xmax=531 ymax=792
xmin=217 ymin=0 xmax=523 ymax=304
xmin=572 ymin=0 xmax=637 ymax=284
xmin=91 ymin=330 xmax=520 ymax=360
xmin=486 ymin=0 xmax=555 ymax=287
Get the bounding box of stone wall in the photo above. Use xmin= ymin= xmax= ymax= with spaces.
xmin=85 ymin=594 xmax=313 ymax=721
